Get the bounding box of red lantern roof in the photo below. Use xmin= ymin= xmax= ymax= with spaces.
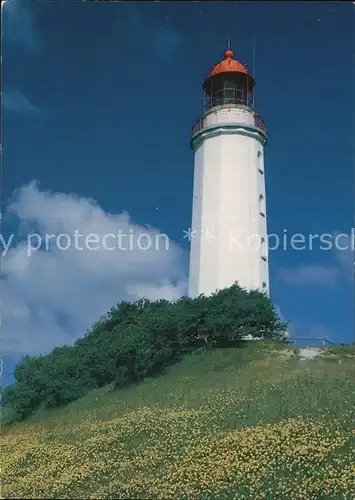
xmin=207 ymin=49 xmax=249 ymax=78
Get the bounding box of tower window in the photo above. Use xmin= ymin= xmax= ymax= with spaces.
xmin=260 ymin=237 xmax=267 ymax=261
xmin=262 ymin=281 xmax=267 ymax=288
xmin=258 ymin=150 xmax=264 ymax=174
xmin=259 ymin=194 xmax=265 ymax=216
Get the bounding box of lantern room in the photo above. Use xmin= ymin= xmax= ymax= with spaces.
xmin=202 ymin=47 xmax=255 ymax=111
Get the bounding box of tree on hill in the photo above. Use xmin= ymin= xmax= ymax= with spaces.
xmin=2 ymin=283 xmax=287 ymax=424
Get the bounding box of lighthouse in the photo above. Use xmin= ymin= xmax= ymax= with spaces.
xmin=188 ymin=44 xmax=269 ymax=298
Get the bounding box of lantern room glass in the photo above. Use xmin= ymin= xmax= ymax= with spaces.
xmin=203 ymin=73 xmax=254 ymax=111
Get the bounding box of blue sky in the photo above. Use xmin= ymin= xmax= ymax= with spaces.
xmin=2 ymin=1 xmax=354 ymax=384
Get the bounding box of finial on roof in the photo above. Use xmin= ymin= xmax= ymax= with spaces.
xmin=224 ymin=38 xmax=233 ymax=59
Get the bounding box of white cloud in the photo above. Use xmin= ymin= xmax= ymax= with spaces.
xmin=118 ymin=3 xmax=184 ymax=62
xmin=2 ymin=0 xmax=42 ymax=54
xmin=287 ymin=323 xmax=336 ymax=346
xmin=333 ymin=232 xmax=353 ymax=281
xmin=308 ymin=324 xmax=334 ymax=342
xmin=2 ymin=181 xmax=188 ymax=358
xmin=274 ymin=303 xmax=285 ymax=322
xmin=278 ymin=265 xmax=340 ymax=287
xmin=278 ymin=230 xmax=354 ymax=288
xmin=3 ymin=89 xmax=40 ymax=116
xmin=152 ymin=24 xmax=184 ymax=61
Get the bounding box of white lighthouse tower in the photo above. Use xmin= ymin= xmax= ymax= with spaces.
xmin=188 ymin=44 xmax=269 ymax=298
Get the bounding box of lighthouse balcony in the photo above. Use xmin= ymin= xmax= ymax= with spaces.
xmin=192 ymin=104 xmax=267 ymax=136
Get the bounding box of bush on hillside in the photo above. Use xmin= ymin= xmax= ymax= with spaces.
xmin=2 ymin=283 xmax=287 ymax=423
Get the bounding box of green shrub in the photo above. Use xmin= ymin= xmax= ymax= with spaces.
xmin=2 ymin=283 xmax=287 ymax=422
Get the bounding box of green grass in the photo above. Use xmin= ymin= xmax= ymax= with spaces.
xmin=2 ymin=341 xmax=355 ymax=499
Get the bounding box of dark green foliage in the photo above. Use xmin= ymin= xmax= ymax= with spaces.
xmin=2 ymin=283 xmax=287 ymax=423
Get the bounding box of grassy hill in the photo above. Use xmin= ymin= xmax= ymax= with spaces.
xmin=2 ymin=341 xmax=355 ymax=499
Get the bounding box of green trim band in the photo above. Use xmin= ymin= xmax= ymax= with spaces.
xmin=191 ymin=123 xmax=267 ymax=151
